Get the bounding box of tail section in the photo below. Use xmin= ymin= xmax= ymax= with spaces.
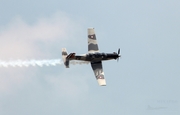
xmin=62 ymin=48 xmax=69 ymax=68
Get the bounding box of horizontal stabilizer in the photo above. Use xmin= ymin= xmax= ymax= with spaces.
xmin=62 ymin=48 xmax=70 ymax=68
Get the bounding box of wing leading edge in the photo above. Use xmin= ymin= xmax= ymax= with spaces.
xmin=91 ymin=61 xmax=106 ymax=86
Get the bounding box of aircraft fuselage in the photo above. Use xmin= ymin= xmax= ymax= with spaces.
xmin=73 ymin=52 xmax=120 ymax=62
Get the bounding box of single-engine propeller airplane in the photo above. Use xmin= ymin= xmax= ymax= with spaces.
xmin=62 ymin=28 xmax=121 ymax=86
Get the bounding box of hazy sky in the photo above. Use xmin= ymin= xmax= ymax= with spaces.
xmin=0 ymin=0 xmax=180 ymax=115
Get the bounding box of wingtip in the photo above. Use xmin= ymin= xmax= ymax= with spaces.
xmin=97 ymin=79 xmax=106 ymax=86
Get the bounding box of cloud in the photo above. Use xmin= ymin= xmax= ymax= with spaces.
xmin=0 ymin=12 xmax=80 ymax=59
xmin=44 ymin=72 xmax=89 ymax=101
xmin=0 ymin=11 xmax=87 ymax=96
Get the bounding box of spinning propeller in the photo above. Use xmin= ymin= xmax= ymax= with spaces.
xmin=117 ymin=48 xmax=121 ymax=62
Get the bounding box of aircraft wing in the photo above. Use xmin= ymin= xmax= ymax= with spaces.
xmin=88 ymin=28 xmax=99 ymax=53
xmin=91 ymin=61 xmax=106 ymax=86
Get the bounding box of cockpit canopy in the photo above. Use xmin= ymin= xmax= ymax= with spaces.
xmin=87 ymin=53 xmax=107 ymax=58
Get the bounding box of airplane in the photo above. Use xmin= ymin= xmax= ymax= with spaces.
xmin=62 ymin=28 xmax=121 ymax=86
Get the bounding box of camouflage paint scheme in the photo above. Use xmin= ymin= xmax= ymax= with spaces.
xmin=62 ymin=28 xmax=121 ymax=86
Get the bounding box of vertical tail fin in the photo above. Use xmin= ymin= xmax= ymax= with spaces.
xmin=62 ymin=48 xmax=69 ymax=68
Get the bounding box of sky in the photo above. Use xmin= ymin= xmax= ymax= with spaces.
xmin=0 ymin=0 xmax=180 ymax=115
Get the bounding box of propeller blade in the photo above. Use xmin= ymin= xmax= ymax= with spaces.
xmin=117 ymin=48 xmax=121 ymax=62
xmin=118 ymin=48 xmax=120 ymax=54
xmin=117 ymin=57 xmax=119 ymax=62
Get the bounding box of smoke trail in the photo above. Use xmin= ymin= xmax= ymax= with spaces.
xmin=0 ymin=59 xmax=89 ymax=67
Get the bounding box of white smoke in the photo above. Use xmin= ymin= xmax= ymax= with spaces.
xmin=0 ymin=59 xmax=89 ymax=67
